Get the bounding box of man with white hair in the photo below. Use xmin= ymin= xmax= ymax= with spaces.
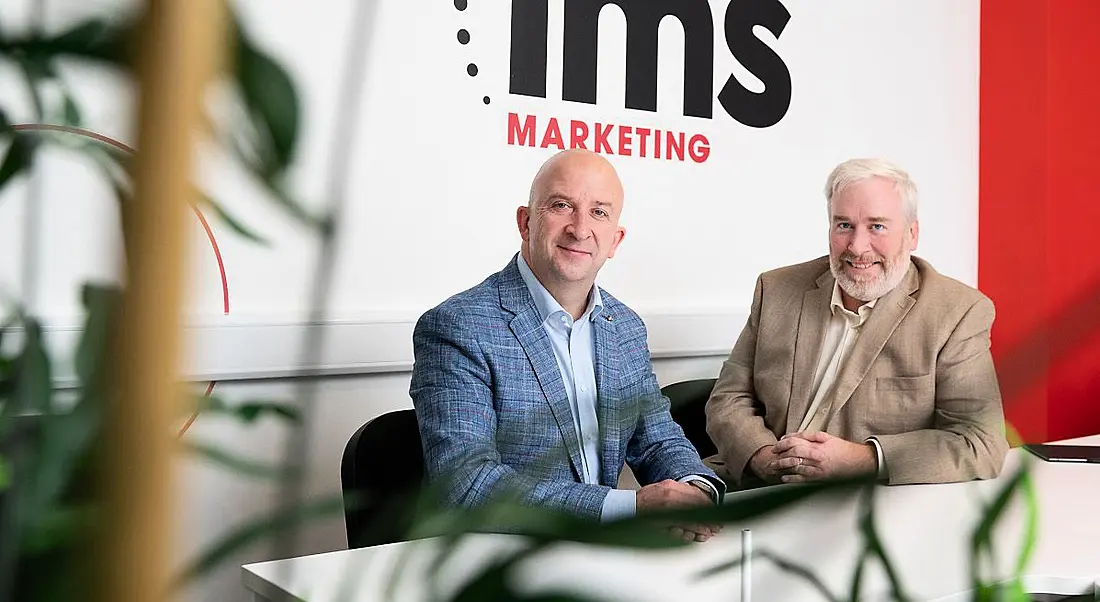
xmin=705 ymin=158 xmax=1009 ymax=487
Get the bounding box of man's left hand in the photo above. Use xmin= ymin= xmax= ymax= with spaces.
xmin=770 ymin=431 xmax=877 ymax=483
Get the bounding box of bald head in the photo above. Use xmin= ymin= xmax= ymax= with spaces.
xmin=528 ymin=149 xmax=624 ymax=210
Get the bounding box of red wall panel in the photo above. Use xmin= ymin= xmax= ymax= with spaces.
xmin=980 ymin=0 xmax=1100 ymax=443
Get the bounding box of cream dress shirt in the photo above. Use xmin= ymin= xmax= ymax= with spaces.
xmin=798 ymin=280 xmax=887 ymax=478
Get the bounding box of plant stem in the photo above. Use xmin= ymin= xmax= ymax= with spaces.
xmin=92 ymin=2 xmax=227 ymax=602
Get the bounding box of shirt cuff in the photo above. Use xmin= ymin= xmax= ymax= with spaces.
xmin=600 ymin=488 xmax=637 ymax=522
xmin=678 ymin=475 xmax=720 ymax=504
xmin=866 ymin=437 xmax=888 ymax=480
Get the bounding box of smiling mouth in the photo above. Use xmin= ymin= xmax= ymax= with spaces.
xmin=558 ymin=245 xmax=592 ymax=256
xmin=846 ymin=260 xmax=880 ymax=270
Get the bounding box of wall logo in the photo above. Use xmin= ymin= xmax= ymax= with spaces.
xmin=453 ymin=0 xmax=792 ymax=164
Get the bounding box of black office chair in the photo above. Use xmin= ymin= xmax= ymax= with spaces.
xmin=340 ymin=408 xmax=425 ymax=549
xmin=662 ymin=378 xmax=718 ymax=459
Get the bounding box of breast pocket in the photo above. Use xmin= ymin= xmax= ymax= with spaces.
xmin=868 ymin=373 xmax=936 ymax=433
xmin=876 ymin=374 xmax=935 ymax=392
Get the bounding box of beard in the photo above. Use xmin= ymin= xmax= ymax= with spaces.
xmin=830 ymin=246 xmax=912 ymax=302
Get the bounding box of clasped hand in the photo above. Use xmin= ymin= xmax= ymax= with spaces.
xmin=751 ymin=432 xmax=876 ymax=484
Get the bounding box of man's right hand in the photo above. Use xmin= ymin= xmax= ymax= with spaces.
xmin=636 ymin=479 xmax=720 ymax=542
xmin=748 ymin=444 xmax=786 ymax=483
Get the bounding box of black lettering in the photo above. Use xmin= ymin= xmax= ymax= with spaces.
xmin=561 ymin=0 xmax=714 ymax=118
xmin=718 ymin=0 xmax=792 ymax=128
xmin=509 ymin=0 xmax=550 ymax=98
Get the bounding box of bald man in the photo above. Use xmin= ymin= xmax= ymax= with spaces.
xmin=411 ymin=150 xmax=724 ymax=540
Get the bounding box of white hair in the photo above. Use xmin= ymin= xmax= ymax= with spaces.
xmin=824 ymin=158 xmax=918 ymax=224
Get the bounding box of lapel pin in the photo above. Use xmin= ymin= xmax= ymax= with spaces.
xmin=604 ymin=314 xmax=613 ymax=322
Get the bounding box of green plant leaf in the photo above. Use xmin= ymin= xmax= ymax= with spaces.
xmin=856 ymin=485 xmax=910 ymax=602
xmin=62 ymin=93 xmax=82 ymax=126
xmin=234 ymin=28 xmax=299 ymax=175
xmin=18 ymin=61 xmax=50 ymax=120
xmin=182 ymin=441 xmax=286 ymax=479
xmin=1013 ymin=468 xmax=1039 ymax=576
xmin=257 ymin=173 xmax=321 ymax=228
xmin=696 ymin=549 xmax=840 ymax=602
xmin=0 ymin=134 xmax=36 ymax=198
xmin=175 ymin=494 xmax=346 ymax=585
xmin=0 ymin=454 xmax=10 ymax=492
xmin=196 ymin=191 xmax=270 ymax=245
xmin=20 ymin=504 xmax=96 ymax=554
xmin=0 ymin=355 xmax=14 ymax=400
xmin=13 ymin=316 xmax=52 ymax=414
xmin=75 ymin=283 xmax=120 ymax=388
xmin=970 ymin=462 xmax=1037 ymax=599
xmin=218 ymin=126 xmax=320 ymax=229
xmin=447 ymin=557 xmax=518 ymax=602
xmin=45 ymin=18 xmax=133 ymax=65
xmin=15 ymin=284 xmax=116 ymax=540
xmin=971 ymin=465 xmax=1026 ymax=571
xmin=23 ymin=391 xmax=101 ymax=531
xmin=195 ymin=394 xmax=301 ymax=424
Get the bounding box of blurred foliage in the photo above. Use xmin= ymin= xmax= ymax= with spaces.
xmin=0 ymin=2 xmax=1044 ymax=602
xmin=0 ymin=2 xmax=323 ymax=600
xmin=387 ymin=460 xmax=1039 ymax=602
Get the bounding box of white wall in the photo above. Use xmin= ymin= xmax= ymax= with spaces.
xmin=2 ymin=0 xmax=979 ymax=374
xmin=0 ymin=1 xmax=980 ymax=601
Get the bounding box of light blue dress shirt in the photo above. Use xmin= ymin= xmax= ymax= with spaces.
xmin=516 ymin=255 xmax=714 ymax=521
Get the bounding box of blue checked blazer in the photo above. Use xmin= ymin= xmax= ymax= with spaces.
xmin=410 ymin=255 xmax=722 ymax=521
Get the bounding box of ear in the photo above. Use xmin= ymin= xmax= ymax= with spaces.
xmin=908 ymin=220 xmax=919 ymax=251
xmin=605 ymin=226 xmax=626 ymax=259
xmin=516 ymin=206 xmax=531 ymax=241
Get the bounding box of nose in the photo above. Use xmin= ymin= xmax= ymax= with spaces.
xmin=847 ymin=227 xmax=871 ymax=255
xmin=564 ymin=211 xmax=592 ymax=240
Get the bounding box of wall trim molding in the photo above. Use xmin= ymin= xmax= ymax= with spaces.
xmin=31 ymin=309 xmax=746 ymax=385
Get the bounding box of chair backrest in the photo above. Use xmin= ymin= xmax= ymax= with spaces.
xmin=340 ymin=408 xmax=425 ymax=549
xmin=662 ymin=378 xmax=718 ymax=459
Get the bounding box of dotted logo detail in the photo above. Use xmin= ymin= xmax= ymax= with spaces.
xmin=454 ymin=0 xmax=490 ymax=105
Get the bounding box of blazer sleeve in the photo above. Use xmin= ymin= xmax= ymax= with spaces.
xmin=410 ymin=307 xmax=610 ymax=521
xmin=705 ymin=276 xmax=780 ymax=486
xmin=621 ymin=340 xmax=726 ymax=498
xmin=874 ymin=296 xmax=1010 ymax=483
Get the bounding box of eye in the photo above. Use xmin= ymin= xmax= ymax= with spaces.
xmin=836 ymin=222 xmax=852 ymax=230
xmin=549 ymin=200 xmax=571 ymax=212
xmin=592 ymin=207 xmax=609 ymax=218
xmin=871 ymin=223 xmax=885 ymax=231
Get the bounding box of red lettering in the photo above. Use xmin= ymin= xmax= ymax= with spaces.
xmin=666 ymin=131 xmax=685 ymax=161
xmin=540 ymin=117 xmax=565 ymax=150
xmin=507 ymin=115 xmax=709 ymax=165
xmin=593 ymin=123 xmax=614 ymax=154
xmin=635 ymin=127 xmax=651 ymax=157
xmin=570 ymin=120 xmax=589 ymax=149
xmin=617 ymin=126 xmax=633 ymax=157
xmin=688 ymin=134 xmax=710 ymax=163
xmin=507 ymin=113 xmax=536 ymax=147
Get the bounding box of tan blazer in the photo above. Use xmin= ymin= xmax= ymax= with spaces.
xmin=705 ymin=256 xmax=1009 ymax=486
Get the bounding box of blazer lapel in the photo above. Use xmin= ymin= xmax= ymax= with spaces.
xmin=499 ymin=258 xmax=586 ymax=481
xmin=591 ymin=304 xmax=621 ymax=487
xmin=785 ymin=271 xmax=833 ymax=433
xmin=824 ymin=262 xmax=920 ymax=422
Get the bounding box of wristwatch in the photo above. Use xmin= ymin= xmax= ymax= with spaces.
xmin=687 ymin=478 xmax=719 ymax=504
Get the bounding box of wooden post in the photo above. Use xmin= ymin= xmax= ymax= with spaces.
xmin=96 ymin=1 xmax=227 ymax=601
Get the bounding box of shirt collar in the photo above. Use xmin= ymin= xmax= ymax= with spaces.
xmin=516 ymin=253 xmax=603 ymax=324
xmin=830 ymin=279 xmax=877 ymax=324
